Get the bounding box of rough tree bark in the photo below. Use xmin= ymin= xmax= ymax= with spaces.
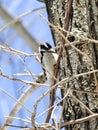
xmin=45 ymin=0 xmax=98 ymax=130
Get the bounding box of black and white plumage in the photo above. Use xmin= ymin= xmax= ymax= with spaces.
xmin=39 ymin=42 xmax=58 ymax=85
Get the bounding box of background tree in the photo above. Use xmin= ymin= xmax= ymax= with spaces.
xmin=45 ymin=0 xmax=98 ymax=130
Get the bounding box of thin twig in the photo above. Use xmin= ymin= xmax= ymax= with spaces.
xmin=55 ymin=70 xmax=98 ymax=87
xmin=5 ymin=124 xmax=29 ymax=129
xmin=70 ymin=93 xmax=94 ymax=115
xmin=0 ymin=45 xmax=39 ymax=56
xmin=61 ymin=114 xmax=98 ymax=127
xmin=35 ymin=88 xmax=71 ymax=119
xmin=0 ymin=7 xmax=45 ymax=32
xmin=5 ymin=116 xmax=31 ymax=124
xmin=0 ymin=71 xmax=48 ymax=87
xmin=0 ymin=88 xmax=32 ymax=113
xmin=71 ymin=88 xmax=97 ymax=95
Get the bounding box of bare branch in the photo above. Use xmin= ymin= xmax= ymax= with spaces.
xmin=0 ymin=45 xmax=39 ymax=56
xmin=61 ymin=114 xmax=98 ymax=127
xmin=1 ymin=73 xmax=47 ymax=130
xmin=70 ymin=93 xmax=94 ymax=115
xmin=0 ymin=5 xmax=45 ymax=52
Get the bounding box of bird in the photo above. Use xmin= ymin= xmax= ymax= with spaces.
xmin=39 ymin=42 xmax=58 ymax=86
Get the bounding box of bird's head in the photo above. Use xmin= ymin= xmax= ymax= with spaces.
xmin=39 ymin=42 xmax=52 ymax=53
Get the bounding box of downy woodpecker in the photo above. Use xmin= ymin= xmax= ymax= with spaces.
xmin=39 ymin=42 xmax=58 ymax=86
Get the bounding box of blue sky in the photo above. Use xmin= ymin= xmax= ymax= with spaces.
xmin=0 ymin=0 xmax=56 ymax=129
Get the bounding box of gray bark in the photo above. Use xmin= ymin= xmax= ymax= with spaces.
xmin=45 ymin=0 xmax=98 ymax=130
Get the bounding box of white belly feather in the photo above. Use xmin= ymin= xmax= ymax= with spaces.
xmin=43 ymin=52 xmax=58 ymax=86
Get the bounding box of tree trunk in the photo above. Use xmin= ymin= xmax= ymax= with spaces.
xmin=45 ymin=0 xmax=98 ymax=130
